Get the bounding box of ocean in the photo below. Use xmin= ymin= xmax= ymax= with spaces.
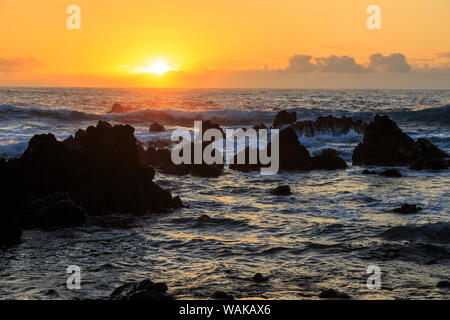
xmin=0 ymin=88 xmax=449 ymax=299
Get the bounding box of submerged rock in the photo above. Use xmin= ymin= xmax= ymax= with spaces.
xmin=311 ymin=149 xmax=348 ymax=170
xmin=252 ymin=273 xmax=269 ymax=283
xmin=318 ymin=289 xmax=350 ymax=299
xmin=353 ymin=115 xmax=448 ymax=170
xmin=108 ymin=103 xmax=136 ymax=114
xmin=270 ymin=185 xmax=292 ymax=195
xmin=362 ymin=169 xmax=377 ymax=175
xmin=149 ymin=122 xmax=165 ymax=132
xmin=436 ymin=281 xmax=450 ymax=288
xmin=272 ymin=110 xmax=297 ymax=128
xmin=1 ymin=121 xmax=182 ymax=219
xmin=379 ymin=168 xmax=402 ymax=177
xmin=0 ymin=213 xmax=22 ymax=247
xmin=110 ymin=279 xmax=174 ymax=300
xmin=211 ymin=291 xmax=235 ymax=300
xmin=393 ymin=203 xmax=422 ymax=214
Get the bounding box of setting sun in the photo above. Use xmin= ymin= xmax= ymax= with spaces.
xmin=134 ymin=60 xmax=179 ymax=76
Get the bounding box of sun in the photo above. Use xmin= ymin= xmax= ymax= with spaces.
xmin=134 ymin=60 xmax=179 ymax=76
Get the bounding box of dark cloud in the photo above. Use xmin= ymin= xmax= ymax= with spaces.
xmin=285 ymin=55 xmax=317 ymax=72
xmin=0 ymin=57 xmax=40 ymax=73
xmin=368 ymin=53 xmax=411 ymax=73
xmin=314 ymin=55 xmax=365 ymax=73
xmin=285 ymin=53 xmax=412 ymax=73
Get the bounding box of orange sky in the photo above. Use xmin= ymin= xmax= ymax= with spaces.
xmin=0 ymin=0 xmax=449 ymax=88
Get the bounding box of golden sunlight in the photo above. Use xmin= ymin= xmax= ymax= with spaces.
xmin=134 ymin=60 xmax=179 ymax=76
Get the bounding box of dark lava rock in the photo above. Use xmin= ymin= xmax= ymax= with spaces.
xmin=230 ymin=127 xmax=347 ymax=172
xmin=108 ymin=103 xmax=136 ymax=114
xmin=1 ymin=121 xmax=182 ymax=218
xmin=149 ymin=122 xmax=165 ymax=132
xmin=436 ymin=281 xmax=450 ymax=288
xmin=253 ymin=123 xmax=268 ymax=130
xmin=362 ymin=169 xmax=377 ymax=174
xmin=211 ymin=291 xmax=235 ymax=300
xmin=294 ymin=115 xmax=366 ymax=137
xmin=353 ymin=115 xmax=448 ymax=170
xmin=110 ymin=279 xmax=174 ymax=300
xmin=318 ymin=289 xmax=350 ymax=299
xmin=393 ymin=203 xmax=422 ymax=214
xmin=311 ymin=148 xmax=348 ymax=170
xmin=272 ymin=110 xmax=297 ymax=128
xmin=20 ymin=193 xmax=87 ymax=229
xmin=270 ymin=185 xmax=292 ymax=195
xmin=379 ymin=168 xmax=402 ymax=177
xmin=0 ymin=213 xmax=22 ymax=247
xmin=252 ymin=273 xmax=269 ymax=283
xmin=201 ymin=120 xmax=225 ymax=137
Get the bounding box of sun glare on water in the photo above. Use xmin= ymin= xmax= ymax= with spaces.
xmin=134 ymin=60 xmax=179 ymax=76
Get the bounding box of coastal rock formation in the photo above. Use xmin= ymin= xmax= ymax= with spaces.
xmin=0 ymin=211 xmax=22 ymax=247
xmin=253 ymin=123 xmax=268 ymax=130
xmin=272 ymin=110 xmax=297 ymax=128
xmin=352 ymin=115 xmax=448 ymax=170
xmin=211 ymin=291 xmax=235 ymax=300
xmin=108 ymin=102 xmax=137 ymax=114
xmin=393 ymin=203 xmax=422 ymax=214
xmin=20 ymin=193 xmax=87 ymax=229
xmin=230 ymin=127 xmax=348 ymax=172
xmin=149 ymin=122 xmax=165 ymax=132
xmin=252 ymin=273 xmax=269 ymax=283
xmin=110 ymin=279 xmax=174 ymax=300
xmin=270 ymin=185 xmax=292 ymax=195
xmin=294 ymin=115 xmax=366 ymax=137
xmin=1 ymin=121 xmax=182 ymax=219
xmin=311 ymin=148 xmax=348 ymax=170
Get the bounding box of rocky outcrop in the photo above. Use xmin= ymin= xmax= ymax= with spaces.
xmin=272 ymin=110 xmax=297 ymax=128
xmin=149 ymin=123 xmax=165 ymax=132
xmin=1 ymin=121 xmax=182 ymax=218
xmin=252 ymin=273 xmax=269 ymax=283
xmin=107 ymin=103 xmax=137 ymax=114
xmin=318 ymin=289 xmax=350 ymax=299
xmin=294 ymin=115 xmax=366 ymax=137
xmin=230 ymin=127 xmax=347 ymax=172
xmin=270 ymin=185 xmax=292 ymax=195
xmin=110 ymin=279 xmax=174 ymax=300
xmin=311 ymin=149 xmax=348 ymax=170
xmin=20 ymin=193 xmax=87 ymax=229
xmin=0 ymin=211 xmax=22 ymax=247
xmin=379 ymin=168 xmax=402 ymax=177
xmin=352 ymin=115 xmax=448 ymax=170
xmin=393 ymin=203 xmax=422 ymax=214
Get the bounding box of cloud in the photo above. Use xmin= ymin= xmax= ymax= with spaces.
xmin=0 ymin=57 xmax=40 ymax=73
xmin=285 ymin=53 xmax=412 ymax=73
xmin=314 ymin=55 xmax=365 ymax=73
xmin=368 ymin=53 xmax=411 ymax=72
xmin=285 ymin=55 xmax=317 ymax=72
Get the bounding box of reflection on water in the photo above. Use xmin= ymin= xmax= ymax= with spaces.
xmin=1 ymin=166 xmax=449 ymax=300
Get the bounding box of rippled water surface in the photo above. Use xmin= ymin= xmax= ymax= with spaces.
xmin=0 ymin=88 xmax=449 ymax=299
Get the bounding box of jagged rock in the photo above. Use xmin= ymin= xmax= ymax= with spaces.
xmin=108 ymin=103 xmax=136 ymax=114
xmin=229 ymin=147 xmax=265 ymax=172
xmin=270 ymin=185 xmax=292 ymax=195
xmin=393 ymin=204 xmax=422 ymax=214
xmin=253 ymin=123 xmax=268 ymax=130
xmin=1 ymin=121 xmax=182 ymax=218
xmin=362 ymin=169 xmax=377 ymax=174
xmin=252 ymin=273 xmax=269 ymax=283
xmin=379 ymin=168 xmax=402 ymax=177
xmin=353 ymin=115 xmax=448 ymax=170
xmin=110 ymin=279 xmax=174 ymax=300
xmin=20 ymin=193 xmax=86 ymax=229
xmin=318 ymin=289 xmax=350 ymax=299
xmin=201 ymin=120 xmax=225 ymax=137
xmin=311 ymin=149 xmax=348 ymax=170
xmin=272 ymin=110 xmax=297 ymax=128
xmin=149 ymin=123 xmax=165 ymax=132
xmin=294 ymin=115 xmax=366 ymax=137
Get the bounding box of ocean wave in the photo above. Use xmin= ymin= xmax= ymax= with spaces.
xmin=1 ymin=103 xmax=449 ymax=127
